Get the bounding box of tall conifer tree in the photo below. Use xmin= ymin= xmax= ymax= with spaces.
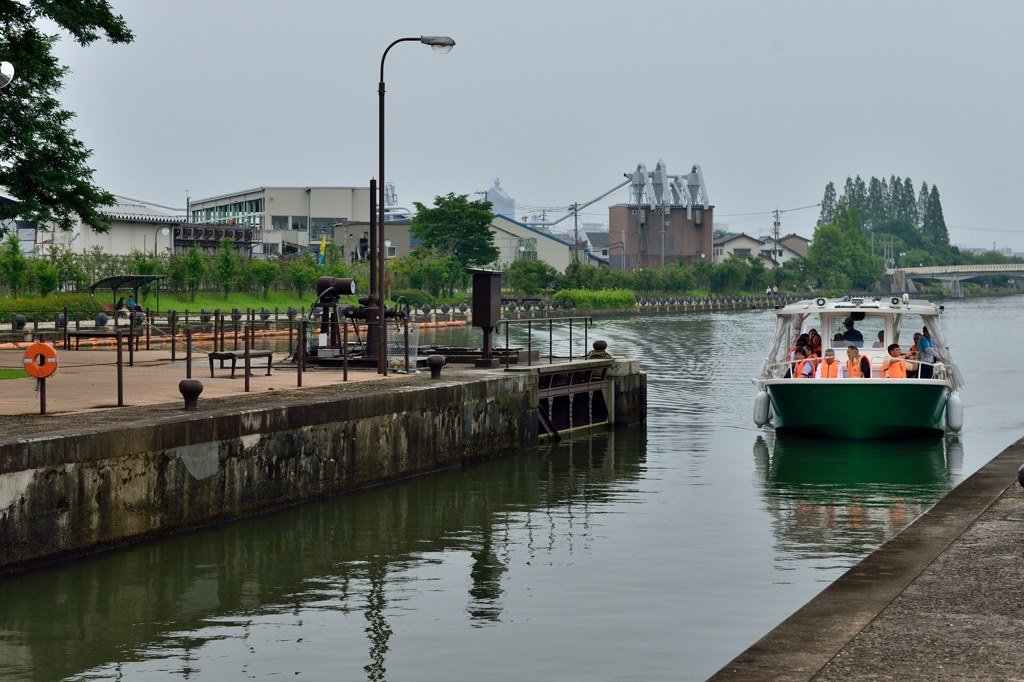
xmin=817 ymin=181 xmax=837 ymax=227
xmin=918 ymin=182 xmax=929 ymax=229
xmin=903 ymin=177 xmax=918 ymax=226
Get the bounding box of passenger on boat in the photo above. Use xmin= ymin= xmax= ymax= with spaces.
xmin=842 ymin=318 xmax=864 ymax=346
xmin=832 ymin=332 xmax=845 ymax=347
xmin=810 ymin=332 xmax=823 ymax=356
xmin=815 ymin=349 xmax=840 ymax=378
xmin=883 ymin=344 xmax=917 ymax=378
xmin=789 ymin=334 xmax=810 ymax=361
xmin=871 ymin=330 xmax=885 ymax=348
xmin=917 ymin=327 xmax=936 ymax=379
xmin=792 ymin=348 xmax=814 ymax=379
xmin=845 ymin=346 xmax=871 ymax=378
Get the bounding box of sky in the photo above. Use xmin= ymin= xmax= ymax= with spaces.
xmin=45 ymin=0 xmax=1024 ymax=248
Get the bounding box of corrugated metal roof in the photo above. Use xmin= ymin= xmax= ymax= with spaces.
xmin=102 ymin=195 xmax=185 ymax=224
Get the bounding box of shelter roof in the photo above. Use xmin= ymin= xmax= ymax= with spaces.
xmin=89 ymin=275 xmax=167 ymax=295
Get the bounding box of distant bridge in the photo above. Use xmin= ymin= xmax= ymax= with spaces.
xmin=885 ymin=264 xmax=1024 ymax=298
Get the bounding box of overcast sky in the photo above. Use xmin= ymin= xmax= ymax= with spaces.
xmin=48 ymin=0 xmax=1024 ymax=248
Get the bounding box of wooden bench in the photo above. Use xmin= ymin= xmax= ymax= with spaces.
xmin=208 ymin=351 xmax=273 ymax=378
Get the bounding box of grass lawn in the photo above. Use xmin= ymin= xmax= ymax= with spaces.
xmin=0 ymin=368 xmax=24 ymax=381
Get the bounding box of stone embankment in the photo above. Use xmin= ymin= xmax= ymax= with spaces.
xmin=708 ymin=436 xmax=1024 ymax=682
xmin=0 ymin=360 xmax=645 ymax=573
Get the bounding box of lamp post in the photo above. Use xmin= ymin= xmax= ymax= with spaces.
xmin=0 ymin=62 xmax=13 ymax=89
xmin=153 ymin=226 xmax=170 ymax=256
xmin=376 ymin=35 xmax=454 ymax=373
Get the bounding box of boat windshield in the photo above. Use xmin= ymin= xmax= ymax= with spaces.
xmin=828 ymin=313 xmax=887 ymax=350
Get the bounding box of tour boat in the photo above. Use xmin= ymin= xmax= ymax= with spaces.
xmin=752 ymin=295 xmax=964 ymax=439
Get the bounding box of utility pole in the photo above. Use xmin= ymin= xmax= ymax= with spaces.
xmin=773 ymin=209 xmax=781 ymax=259
xmin=573 ymin=202 xmax=580 ymax=264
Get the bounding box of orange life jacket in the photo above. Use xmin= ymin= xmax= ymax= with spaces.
xmin=846 ymin=358 xmax=863 ymax=378
xmin=818 ymin=359 xmax=839 ymax=378
xmin=885 ymin=359 xmax=907 ymax=379
xmin=793 ymin=359 xmax=811 ymax=378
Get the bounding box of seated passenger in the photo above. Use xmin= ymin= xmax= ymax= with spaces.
xmin=871 ymin=330 xmax=885 ymax=348
xmin=809 ymin=331 xmax=823 ymax=356
xmin=845 ymin=346 xmax=871 ymax=378
xmin=918 ymin=326 xmax=937 ymax=379
xmin=842 ymin=317 xmax=864 ymax=346
xmin=792 ymin=348 xmax=814 ymax=379
xmin=789 ymin=334 xmax=810 ymax=362
xmin=883 ymin=344 xmax=917 ymax=378
xmin=832 ymin=333 xmax=845 ymax=347
xmin=816 ymin=349 xmax=840 ymax=378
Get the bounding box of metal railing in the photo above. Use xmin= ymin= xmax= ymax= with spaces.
xmin=759 ymin=357 xmax=948 ymax=381
xmin=498 ymin=317 xmax=594 ymax=368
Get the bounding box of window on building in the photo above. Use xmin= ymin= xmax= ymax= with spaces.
xmin=733 ymin=248 xmax=751 ymax=256
xmin=309 ymin=217 xmax=344 ymax=241
xmin=292 ymin=216 xmax=308 ymax=232
xmin=387 ymin=245 xmax=397 ymax=258
xmin=263 ymin=243 xmax=280 ymax=255
xmin=271 ymin=216 xmax=289 ymax=230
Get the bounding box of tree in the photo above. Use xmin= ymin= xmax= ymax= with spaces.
xmin=212 ymin=238 xmax=241 ymax=298
xmin=287 ymin=261 xmax=319 ymax=297
xmin=902 ymin=177 xmax=918 ymax=227
xmin=505 ymin=259 xmax=558 ymax=296
xmin=182 ymin=247 xmax=207 ymax=302
xmin=0 ymin=2 xmax=132 ymax=234
xmin=817 ymin=181 xmax=836 ymax=227
xmin=250 ymin=259 xmax=280 ymax=299
xmin=33 ymin=259 xmax=59 ymax=297
xmin=922 ymin=185 xmax=949 ymax=247
xmin=410 ymin=193 xmax=499 ymax=268
xmin=0 ymin=236 xmax=29 ymax=296
xmin=806 ymin=198 xmax=882 ymax=291
xmin=806 ymin=224 xmax=851 ymax=290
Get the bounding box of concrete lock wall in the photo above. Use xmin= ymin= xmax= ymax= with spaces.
xmin=0 ymin=363 xmax=645 ymax=573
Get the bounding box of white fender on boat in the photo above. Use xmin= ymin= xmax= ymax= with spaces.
xmin=753 ymin=390 xmax=770 ymax=427
xmin=946 ymin=393 xmax=964 ymax=432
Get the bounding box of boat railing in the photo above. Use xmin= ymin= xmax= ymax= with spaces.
xmin=759 ymin=358 xmax=950 ymax=381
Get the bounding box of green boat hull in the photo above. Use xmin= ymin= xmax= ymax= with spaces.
xmin=766 ymin=379 xmax=950 ymax=439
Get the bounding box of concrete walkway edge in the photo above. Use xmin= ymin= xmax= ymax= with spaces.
xmin=707 ymin=436 xmax=1024 ymax=682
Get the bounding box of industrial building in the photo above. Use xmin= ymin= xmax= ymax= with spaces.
xmin=607 ymin=160 xmax=714 ymax=269
xmin=491 ymin=214 xmax=574 ymax=273
xmin=188 ymin=186 xmax=373 ymax=256
xmin=32 ymin=195 xmax=185 ymax=257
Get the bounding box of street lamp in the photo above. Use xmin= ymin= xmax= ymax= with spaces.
xmin=374 ymin=35 xmax=455 ymax=373
xmin=0 ymin=62 xmax=13 ymax=89
xmin=153 ymin=226 xmax=170 ymax=256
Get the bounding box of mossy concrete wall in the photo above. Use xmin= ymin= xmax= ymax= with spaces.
xmin=0 ymin=374 xmax=537 ymax=573
xmin=0 ymin=361 xmax=645 ymax=574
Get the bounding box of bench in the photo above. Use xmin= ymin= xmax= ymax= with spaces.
xmin=208 ymin=350 xmax=273 ymax=378
xmin=66 ymin=330 xmax=123 ymax=349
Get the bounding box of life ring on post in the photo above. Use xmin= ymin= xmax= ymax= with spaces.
xmin=23 ymin=343 xmax=58 ymax=379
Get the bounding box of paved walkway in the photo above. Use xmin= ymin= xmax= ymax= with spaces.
xmin=709 ymin=437 xmax=1024 ymax=682
xmin=0 ymin=349 xmax=389 ymax=415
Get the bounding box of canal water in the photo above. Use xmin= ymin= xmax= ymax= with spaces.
xmin=2 ymin=296 xmax=1021 ymax=681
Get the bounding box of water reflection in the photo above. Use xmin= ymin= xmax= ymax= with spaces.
xmin=754 ymin=433 xmax=960 ymax=570
xmin=0 ymin=427 xmax=645 ymax=682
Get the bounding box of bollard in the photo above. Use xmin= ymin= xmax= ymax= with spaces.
xmin=116 ymin=331 xmax=124 ymax=407
xmin=427 ymin=354 xmax=446 ymax=379
xmin=179 ymin=379 xmax=203 ymax=410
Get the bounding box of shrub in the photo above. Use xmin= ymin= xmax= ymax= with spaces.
xmin=391 ymin=289 xmax=435 ymax=309
xmin=0 ymin=293 xmax=105 ymax=323
xmin=552 ymin=288 xmax=635 ymax=310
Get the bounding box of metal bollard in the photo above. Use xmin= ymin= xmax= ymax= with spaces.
xmin=179 ymin=379 xmax=203 ymax=410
